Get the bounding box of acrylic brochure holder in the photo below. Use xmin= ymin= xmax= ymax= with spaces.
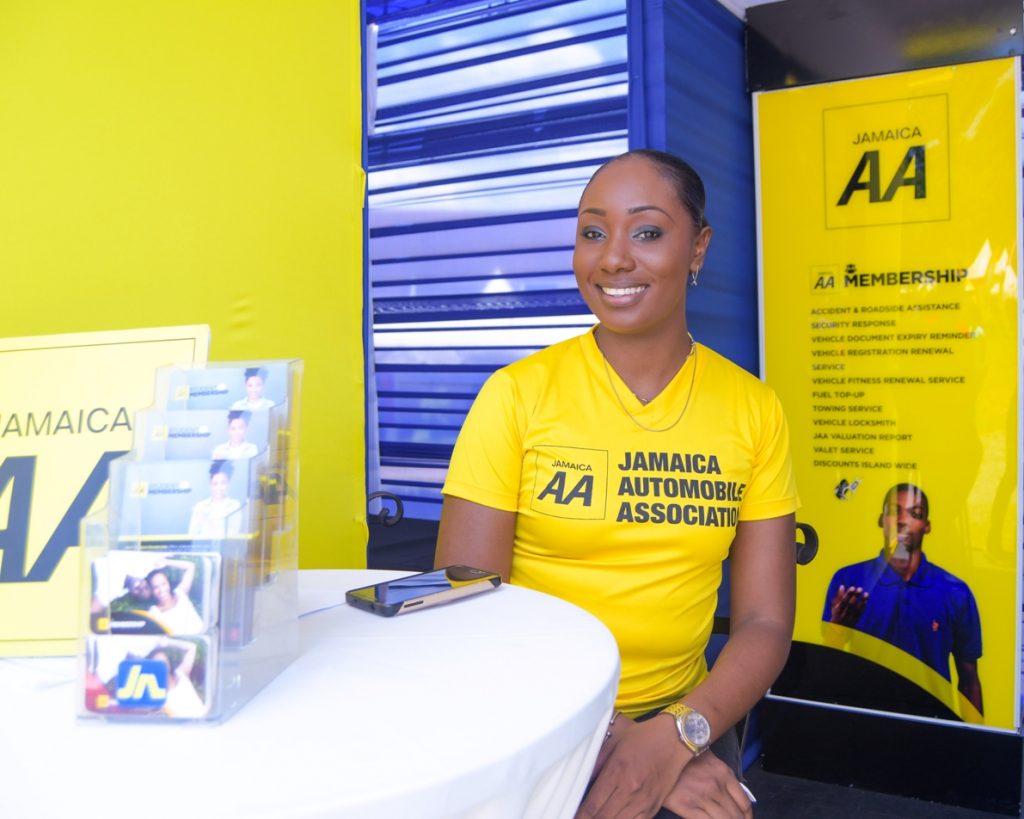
xmin=79 ymin=360 xmax=302 ymax=722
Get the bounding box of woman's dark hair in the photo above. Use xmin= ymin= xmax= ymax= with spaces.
xmin=210 ymin=459 xmax=233 ymax=479
xmin=227 ymin=409 xmax=251 ymax=424
xmin=144 ymin=567 xmax=171 ymax=588
xmin=592 ymin=148 xmax=708 ymax=230
xmin=145 ymin=647 xmax=176 ymax=669
xmin=244 ymin=366 xmax=268 ymax=382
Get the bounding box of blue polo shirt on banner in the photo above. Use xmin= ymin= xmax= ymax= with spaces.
xmin=823 ymin=551 xmax=982 ymax=680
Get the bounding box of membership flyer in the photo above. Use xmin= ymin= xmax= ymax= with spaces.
xmin=756 ymin=58 xmax=1021 ymax=730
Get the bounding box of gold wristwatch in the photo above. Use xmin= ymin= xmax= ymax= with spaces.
xmin=661 ymin=703 xmax=711 ymax=757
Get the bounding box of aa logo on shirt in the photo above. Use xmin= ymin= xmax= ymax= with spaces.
xmin=530 ymin=446 xmax=607 ymax=520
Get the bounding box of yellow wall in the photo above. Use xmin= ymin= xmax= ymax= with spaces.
xmin=0 ymin=1 xmax=367 ymax=567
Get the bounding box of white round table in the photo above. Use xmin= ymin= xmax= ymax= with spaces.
xmin=1 ymin=569 xmax=620 ymax=818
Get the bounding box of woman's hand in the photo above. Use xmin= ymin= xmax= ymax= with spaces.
xmin=576 ymin=714 xmax=690 ymax=818
xmin=662 ymin=752 xmax=754 ymax=819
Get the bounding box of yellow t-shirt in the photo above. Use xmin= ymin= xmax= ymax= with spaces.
xmin=443 ymin=328 xmax=799 ymax=715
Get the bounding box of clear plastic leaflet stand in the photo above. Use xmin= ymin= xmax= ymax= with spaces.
xmin=78 ymin=360 xmax=302 ymax=723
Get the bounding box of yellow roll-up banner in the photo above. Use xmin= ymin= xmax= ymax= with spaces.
xmin=0 ymin=326 xmax=209 ymax=656
xmin=757 ymin=58 xmax=1021 ymax=731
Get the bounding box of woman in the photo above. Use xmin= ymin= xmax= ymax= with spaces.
xmin=188 ymin=460 xmax=244 ymax=538
xmin=436 ymin=149 xmax=798 ymax=819
xmin=146 ymin=557 xmax=204 ymax=634
xmin=146 ymin=638 xmax=207 ymax=718
xmin=232 ymin=367 xmax=275 ymax=410
xmin=211 ymin=410 xmax=259 ymax=460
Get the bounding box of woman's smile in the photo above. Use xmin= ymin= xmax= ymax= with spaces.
xmin=600 ymin=284 xmax=647 ymax=297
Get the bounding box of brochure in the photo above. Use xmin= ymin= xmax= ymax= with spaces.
xmin=91 ymin=552 xmax=220 ymax=636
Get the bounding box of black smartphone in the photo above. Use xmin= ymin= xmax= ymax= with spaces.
xmin=345 ymin=565 xmax=502 ymax=617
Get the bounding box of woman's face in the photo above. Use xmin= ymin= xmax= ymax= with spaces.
xmin=572 ymin=156 xmax=710 ymax=342
xmin=210 ymin=471 xmax=230 ymax=501
xmin=228 ymin=418 xmax=247 ymax=445
xmin=150 ymin=572 xmax=172 ymax=605
xmin=245 ymin=376 xmax=264 ymax=402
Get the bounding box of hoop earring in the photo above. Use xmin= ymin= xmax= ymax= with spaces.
xmin=689 ymin=268 xmax=701 ymax=287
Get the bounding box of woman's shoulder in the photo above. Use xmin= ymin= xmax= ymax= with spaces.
xmin=467 ymin=332 xmax=589 ymax=416
xmin=699 ymin=344 xmax=778 ymax=397
xmin=497 ymin=331 xmax=588 ymax=382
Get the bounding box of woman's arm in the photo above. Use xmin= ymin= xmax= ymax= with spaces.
xmin=434 ymin=496 xmax=516 ymax=581
xmin=162 ymin=558 xmax=197 ymax=598
xmin=578 ymin=513 xmax=795 ymax=819
xmin=167 ymin=638 xmax=197 ymax=678
xmin=683 ymin=513 xmax=796 ymax=738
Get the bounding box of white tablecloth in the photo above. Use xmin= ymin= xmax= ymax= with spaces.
xmin=1 ymin=569 xmax=620 ymax=819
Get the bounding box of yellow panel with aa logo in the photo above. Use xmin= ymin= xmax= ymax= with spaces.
xmin=824 ymin=93 xmax=950 ymax=228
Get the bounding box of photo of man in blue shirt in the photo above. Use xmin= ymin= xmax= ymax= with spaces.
xmin=823 ymin=482 xmax=983 ymax=715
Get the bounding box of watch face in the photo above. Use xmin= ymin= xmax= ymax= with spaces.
xmin=683 ymin=711 xmax=711 ymax=747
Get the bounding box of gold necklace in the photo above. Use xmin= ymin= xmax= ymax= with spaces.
xmin=600 ymin=334 xmax=698 ymax=433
